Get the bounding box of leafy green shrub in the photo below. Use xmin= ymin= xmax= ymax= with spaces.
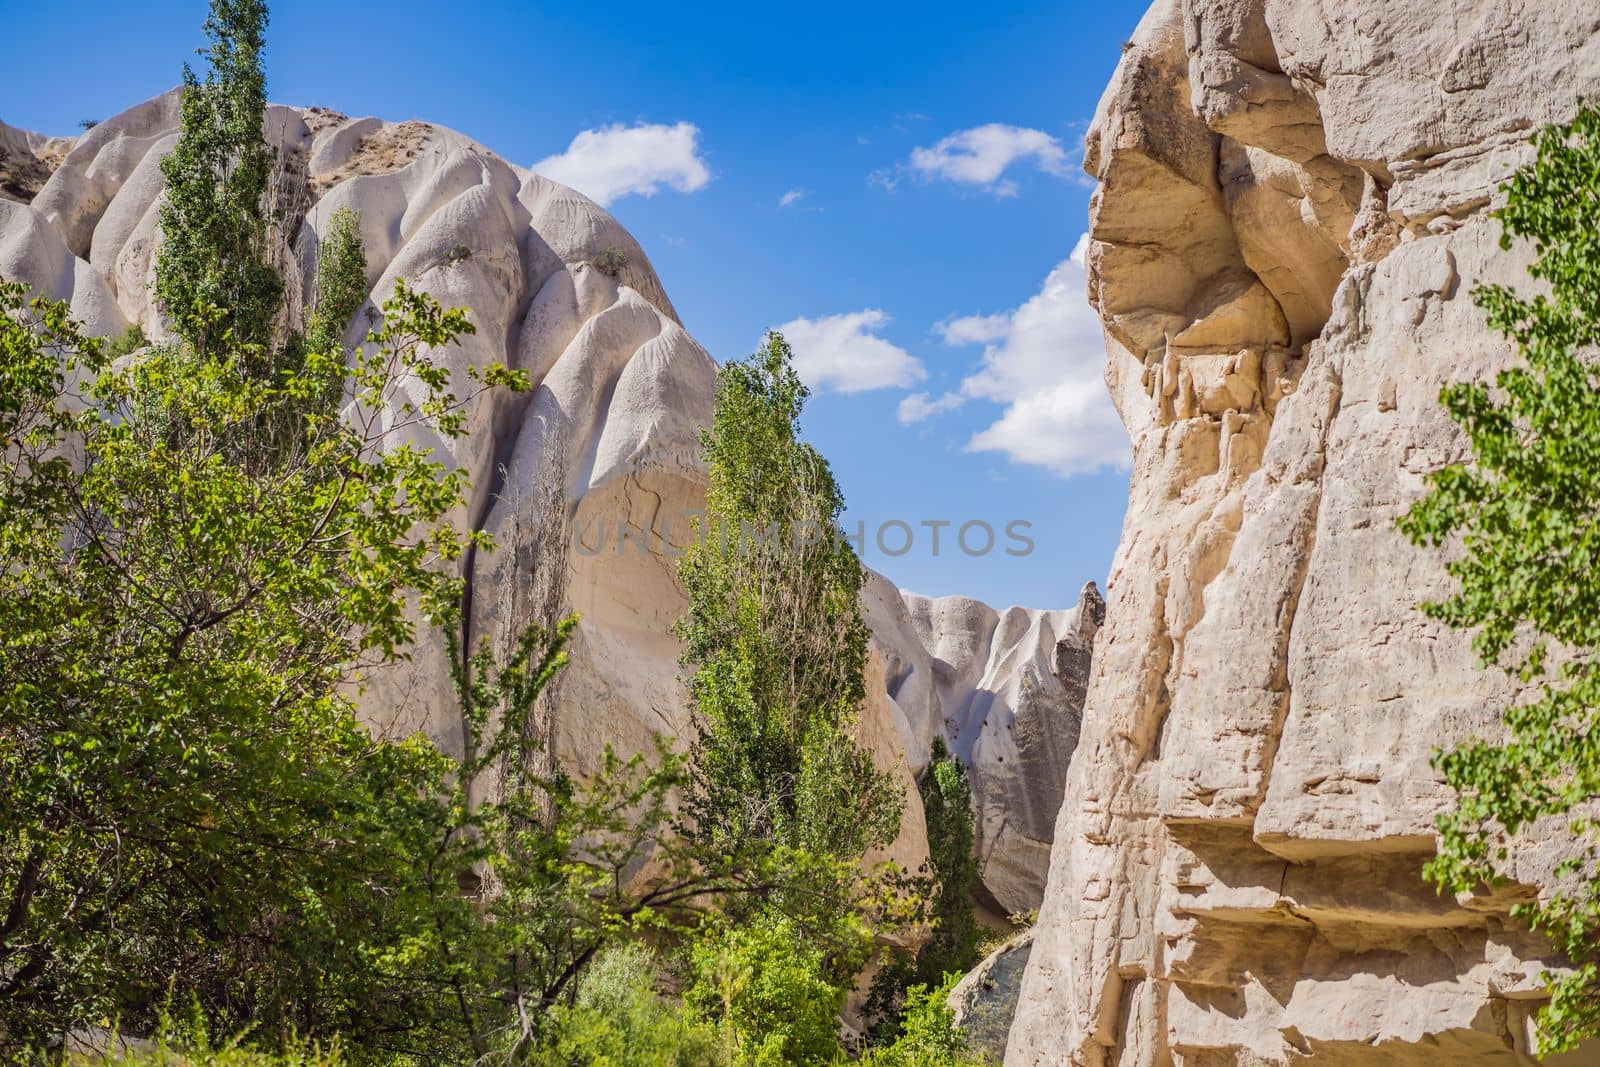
xmin=859 ymin=974 xmax=983 ymax=1066
xmin=591 ymin=246 xmax=628 ymax=276
xmin=537 ymin=944 xmax=724 ymax=1066
xmin=1399 ymin=100 xmax=1600 ymax=1053
xmin=82 ymin=1044 xmax=344 ymax=1066
xmin=0 ymin=277 xmax=548 ymax=1058
xmin=684 ymin=913 xmax=850 ymax=1067
xmin=103 ymin=322 xmax=149 ymax=358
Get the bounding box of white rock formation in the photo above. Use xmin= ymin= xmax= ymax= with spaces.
xmin=1008 ymin=1 xmax=1600 ymax=1064
xmin=867 ymin=578 xmax=1106 ymax=916
xmin=0 ymin=92 xmax=1099 ymax=910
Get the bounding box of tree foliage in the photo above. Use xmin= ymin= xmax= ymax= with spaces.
xmin=534 ymin=944 xmax=723 ymax=1066
xmin=2 ymin=3 xmax=983 ymax=1059
xmin=675 ymin=331 xmax=901 ymax=863
xmin=0 ymin=274 xmax=857 ymax=1062
xmin=304 ymin=207 xmax=368 ymax=361
xmin=1398 ymin=101 xmax=1600 ymax=1053
xmin=683 ymin=914 xmax=856 ymax=1067
xmin=865 ymin=738 xmax=979 ymax=1041
xmin=918 ymin=739 xmax=980 ymax=981
xmin=155 ymin=0 xmax=281 ymax=357
xmin=858 ymin=974 xmax=983 ymax=1067
xmin=0 ymin=277 xmax=521 ymax=1054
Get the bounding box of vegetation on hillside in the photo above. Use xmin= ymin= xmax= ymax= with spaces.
xmin=1401 ymin=100 xmax=1600 ymax=1053
xmin=0 ymin=1 xmax=986 ymax=1063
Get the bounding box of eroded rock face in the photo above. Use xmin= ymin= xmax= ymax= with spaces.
xmin=950 ymin=931 xmax=1036 ymax=1063
xmin=1008 ymin=2 xmax=1600 ymax=1064
xmin=869 ymin=579 xmax=1106 ymax=916
xmin=0 ymin=93 xmax=1100 ymax=911
xmin=0 ymin=120 xmax=74 ymax=204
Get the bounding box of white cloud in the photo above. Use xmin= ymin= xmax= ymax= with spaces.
xmin=935 ymin=312 xmax=1011 ymax=346
xmin=532 ymin=122 xmax=711 ymax=206
xmin=779 ymin=188 xmax=808 ymax=207
xmin=897 ymin=391 xmax=965 ymax=424
xmin=905 ymin=124 xmax=1070 ymax=195
xmin=775 ymin=310 xmax=926 ymax=394
xmin=945 ymin=234 xmax=1128 ymax=476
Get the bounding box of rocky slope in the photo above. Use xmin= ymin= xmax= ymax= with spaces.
xmin=0 ymin=92 xmax=1096 ymax=913
xmin=1008 ymin=1 xmax=1600 ymax=1064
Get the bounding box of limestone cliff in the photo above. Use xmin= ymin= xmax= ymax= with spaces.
xmin=0 ymin=92 xmax=1097 ymax=912
xmin=1008 ymin=1 xmax=1600 ymax=1064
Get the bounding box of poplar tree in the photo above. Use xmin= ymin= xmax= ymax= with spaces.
xmin=676 ymin=332 xmax=901 ymax=864
xmin=155 ymin=0 xmax=281 ymax=359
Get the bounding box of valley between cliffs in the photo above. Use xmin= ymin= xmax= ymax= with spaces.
xmin=0 ymin=92 xmax=1099 ymax=922
xmin=8 ymin=0 xmax=1600 ymax=1059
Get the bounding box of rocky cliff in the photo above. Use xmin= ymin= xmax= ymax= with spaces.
xmin=1008 ymin=1 xmax=1600 ymax=1064
xmin=0 ymin=92 xmax=1097 ymax=914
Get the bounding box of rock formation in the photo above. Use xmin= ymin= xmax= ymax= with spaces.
xmin=869 ymin=579 xmax=1106 ymax=916
xmin=0 ymin=92 xmax=1097 ymax=914
xmin=1008 ymin=1 xmax=1600 ymax=1063
xmin=950 ymin=931 xmax=1036 ymax=1063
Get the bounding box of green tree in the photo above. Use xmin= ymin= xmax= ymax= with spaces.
xmin=683 ymin=914 xmax=857 ymax=1067
xmin=675 ymin=331 xmax=901 ymax=864
xmin=304 ymin=207 xmax=367 ymax=360
xmin=1398 ymin=101 xmax=1600 ymax=1053
xmin=0 ymin=275 xmax=783 ymax=1062
xmin=155 ymin=0 xmax=281 ymax=357
xmin=917 ymin=739 xmax=980 ymax=981
xmin=0 ymin=278 xmax=524 ymax=1053
xmin=858 ymin=975 xmax=983 ymax=1067
xmin=867 ymin=738 xmax=981 ymax=1039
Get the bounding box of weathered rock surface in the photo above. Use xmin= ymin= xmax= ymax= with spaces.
xmin=0 ymin=120 xmax=74 ymax=204
xmin=867 ymin=580 xmax=1106 ymax=916
xmin=1009 ymin=1 xmax=1600 ymax=1064
xmin=950 ymin=931 xmax=1036 ymax=1063
xmin=0 ymin=93 xmax=1099 ymax=911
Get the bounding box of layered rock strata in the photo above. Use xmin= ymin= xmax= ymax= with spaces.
xmin=1008 ymin=1 xmax=1600 ymax=1063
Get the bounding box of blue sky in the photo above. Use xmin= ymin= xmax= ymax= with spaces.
xmin=1 ymin=0 xmax=1150 ymax=610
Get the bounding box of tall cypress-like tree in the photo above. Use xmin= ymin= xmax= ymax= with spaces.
xmin=675 ymin=332 xmax=901 ymax=864
xmin=916 ymin=738 xmax=978 ymax=978
xmin=155 ymin=0 xmax=281 ymax=359
xmin=304 ymin=206 xmax=367 ymax=359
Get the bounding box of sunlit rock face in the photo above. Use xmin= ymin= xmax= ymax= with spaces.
xmin=1006 ymin=1 xmax=1600 ymax=1064
xmin=1 ymin=92 xmax=1104 ymax=908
